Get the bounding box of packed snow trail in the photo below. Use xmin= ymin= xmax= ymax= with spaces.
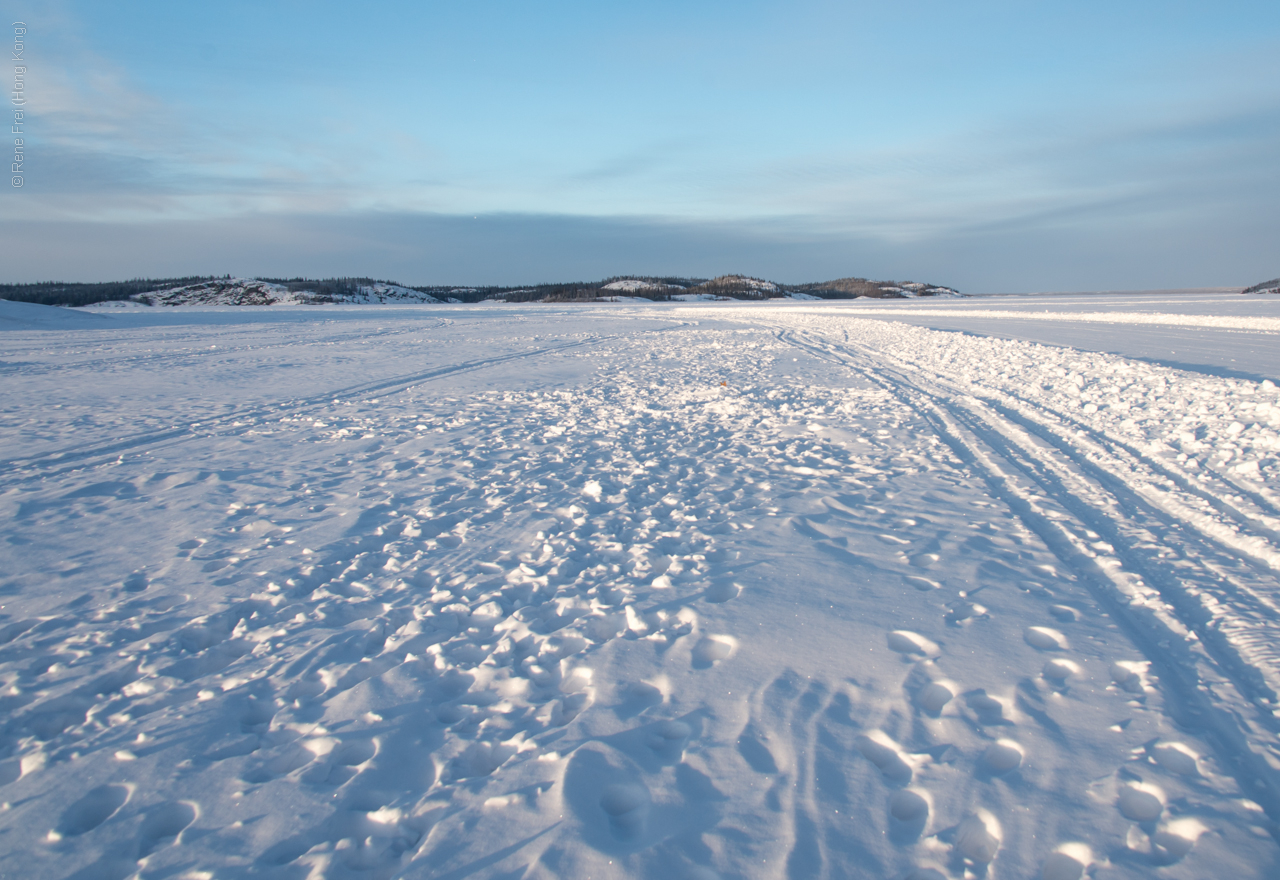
xmin=775 ymin=321 xmax=1280 ymax=798
xmin=0 ymin=303 xmax=1277 ymax=879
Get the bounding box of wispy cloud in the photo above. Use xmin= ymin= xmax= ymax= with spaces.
xmin=7 ymin=1 xmax=1277 ymax=288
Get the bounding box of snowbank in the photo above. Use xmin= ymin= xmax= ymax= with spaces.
xmin=838 ymin=306 xmax=1280 ymax=332
xmin=0 ymin=299 xmax=113 ymax=330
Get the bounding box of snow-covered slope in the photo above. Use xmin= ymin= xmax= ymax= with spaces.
xmin=0 ymin=299 xmax=114 ymax=330
xmin=711 ymin=275 xmax=777 ymax=291
xmin=330 ymin=283 xmax=443 ymax=305
xmin=106 ymin=275 xmax=965 ymax=307
xmin=1245 ymin=278 xmax=1280 ymax=295
xmin=134 ymin=279 xmax=443 ymax=306
xmin=602 ymin=280 xmax=671 ymax=292
xmin=880 ymin=282 xmax=963 ymax=297
xmin=1 ymin=298 xmax=1277 ymax=879
xmin=136 ymin=279 xmax=313 ymax=306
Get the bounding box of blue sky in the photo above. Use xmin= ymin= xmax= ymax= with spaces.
xmin=3 ymin=0 xmax=1278 ymax=289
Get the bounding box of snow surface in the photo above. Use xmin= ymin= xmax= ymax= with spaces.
xmin=2 ymin=296 xmax=1279 ymax=879
xmin=0 ymin=299 xmax=114 ymax=330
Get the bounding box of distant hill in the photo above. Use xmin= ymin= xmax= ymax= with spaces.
xmin=471 ymin=274 xmax=961 ymax=303
xmin=790 ymin=277 xmax=961 ymax=299
xmin=0 ymin=277 xmax=219 ymax=307
xmin=1244 ymin=278 xmax=1280 ymax=295
xmin=0 ymin=273 xmax=962 ymax=307
xmin=133 ymin=278 xmax=446 ymax=306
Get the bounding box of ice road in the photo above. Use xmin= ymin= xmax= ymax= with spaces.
xmin=2 ymin=296 xmax=1279 ymax=879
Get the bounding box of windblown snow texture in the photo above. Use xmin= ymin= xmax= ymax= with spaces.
xmin=0 ymin=296 xmax=1278 ymax=878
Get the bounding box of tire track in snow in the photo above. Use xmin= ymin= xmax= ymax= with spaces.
xmin=776 ymin=325 xmax=1280 ymax=821
xmin=0 ymin=318 xmax=453 ymax=378
xmin=806 ymin=330 xmax=1280 ymax=687
xmin=851 ymin=333 xmax=1280 ymax=570
xmin=0 ymin=336 xmax=609 ymax=483
xmin=967 ymin=381 xmax=1280 ymax=552
xmin=802 ymin=326 xmax=1280 ymax=698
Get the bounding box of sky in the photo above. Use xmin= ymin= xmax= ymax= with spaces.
xmin=1 ymin=0 xmax=1278 ymax=291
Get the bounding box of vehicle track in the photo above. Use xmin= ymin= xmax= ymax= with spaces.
xmin=0 ymin=319 xmax=459 ymax=379
xmin=969 ymin=377 xmax=1280 ymax=545
xmin=0 ymin=335 xmax=608 ymax=484
xmin=793 ymin=330 xmax=1280 ymax=676
xmin=776 ymin=325 xmax=1280 ymax=821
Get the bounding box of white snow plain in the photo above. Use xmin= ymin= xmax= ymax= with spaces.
xmin=1 ymin=293 xmax=1279 ymax=879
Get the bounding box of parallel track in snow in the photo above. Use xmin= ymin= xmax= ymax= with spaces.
xmin=776 ymin=325 xmax=1280 ymax=819
xmin=0 ymin=336 xmax=608 ymax=484
xmin=0 ymin=319 xmax=455 ymax=378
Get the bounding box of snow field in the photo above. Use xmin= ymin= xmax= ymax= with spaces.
xmin=0 ymin=304 xmax=1277 ymax=878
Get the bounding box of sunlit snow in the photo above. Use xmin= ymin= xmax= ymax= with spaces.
xmin=1 ymin=294 xmax=1278 ymax=878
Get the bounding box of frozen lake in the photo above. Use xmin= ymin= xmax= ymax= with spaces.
xmin=1 ymin=294 xmax=1278 ymax=878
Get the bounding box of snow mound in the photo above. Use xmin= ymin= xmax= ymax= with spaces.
xmin=0 ymin=299 xmax=114 ymax=330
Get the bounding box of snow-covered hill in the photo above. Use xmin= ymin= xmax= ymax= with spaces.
xmin=1245 ymin=278 xmax=1280 ymax=295
xmin=133 ymin=279 xmax=444 ymax=306
xmin=602 ymin=280 xmax=672 ymax=292
xmin=885 ymin=282 xmax=962 ymax=297
xmin=705 ymin=275 xmax=777 ymax=291
xmin=329 ymin=283 xmax=444 ymax=304
xmin=135 ymin=279 xmax=311 ymax=306
xmin=28 ymin=274 xmax=968 ymax=308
